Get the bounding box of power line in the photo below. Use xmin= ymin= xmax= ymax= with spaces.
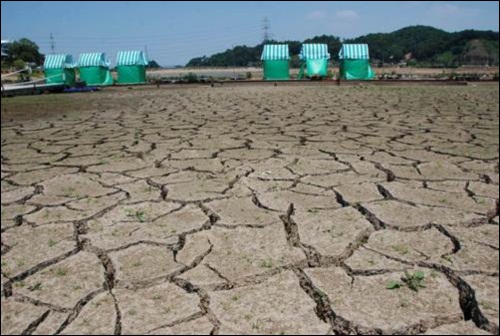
xmin=35 ymin=31 xmax=260 ymax=54
xmin=21 ymin=24 xmax=262 ymax=64
xmin=34 ymin=28 xmax=261 ymax=49
xmin=22 ymin=24 xmax=260 ymax=42
xmin=35 ymin=34 xmax=261 ymax=65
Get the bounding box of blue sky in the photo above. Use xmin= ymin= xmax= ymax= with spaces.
xmin=2 ymin=1 xmax=499 ymax=66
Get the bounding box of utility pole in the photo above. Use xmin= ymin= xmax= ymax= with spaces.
xmin=232 ymin=44 xmax=236 ymax=79
xmin=262 ymin=17 xmax=271 ymax=43
xmin=144 ymin=44 xmax=150 ymax=67
xmin=50 ymin=33 xmax=55 ymax=54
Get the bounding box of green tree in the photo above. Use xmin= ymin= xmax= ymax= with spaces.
xmin=434 ymin=52 xmax=457 ymax=68
xmin=12 ymin=59 xmax=26 ymax=70
xmin=5 ymin=38 xmax=44 ymax=66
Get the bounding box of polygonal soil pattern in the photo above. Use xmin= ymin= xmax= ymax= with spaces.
xmin=1 ymin=85 xmax=498 ymax=334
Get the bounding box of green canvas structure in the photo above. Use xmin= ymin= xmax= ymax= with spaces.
xmin=299 ymin=44 xmax=330 ymax=78
xmin=261 ymin=45 xmax=290 ymax=80
xmin=44 ymin=54 xmax=77 ymax=86
xmin=116 ymin=51 xmax=148 ymax=84
xmin=339 ymin=44 xmax=375 ymax=80
xmin=78 ymin=53 xmax=113 ymax=86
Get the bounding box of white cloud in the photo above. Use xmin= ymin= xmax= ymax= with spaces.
xmin=335 ymin=10 xmax=359 ymax=20
xmin=307 ymin=10 xmax=327 ymax=20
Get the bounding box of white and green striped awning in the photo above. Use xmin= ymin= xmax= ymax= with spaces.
xmin=300 ymin=44 xmax=330 ymax=60
xmin=261 ymin=45 xmax=290 ymax=61
xmin=339 ymin=44 xmax=370 ymax=60
xmin=116 ymin=50 xmax=148 ymax=66
xmin=44 ymin=54 xmax=77 ymax=69
xmin=78 ymin=53 xmax=110 ymax=68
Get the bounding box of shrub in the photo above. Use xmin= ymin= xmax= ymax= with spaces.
xmin=184 ymin=72 xmax=199 ymax=83
xmin=13 ymin=59 xmax=26 ymax=70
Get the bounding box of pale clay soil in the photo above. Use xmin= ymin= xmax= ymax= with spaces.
xmin=1 ymin=84 xmax=499 ymax=335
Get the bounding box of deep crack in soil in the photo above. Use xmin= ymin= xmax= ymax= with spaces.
xmin=1 ymin=84 xmax=499 ymax=335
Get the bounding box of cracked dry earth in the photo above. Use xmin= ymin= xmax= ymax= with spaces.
xmin=1 ymin=84 xmax=499 ymax=335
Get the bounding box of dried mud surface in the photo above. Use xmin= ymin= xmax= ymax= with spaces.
xmin=1 ymin=85 xmax=499 ymax=335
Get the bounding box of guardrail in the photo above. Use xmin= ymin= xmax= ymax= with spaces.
xmin=0 ymin=67 xmax=34 ymax=82
xmin=1 ymin=72 xmax=67 ymax=96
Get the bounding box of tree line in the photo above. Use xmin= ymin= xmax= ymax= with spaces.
xmin=187 ymin=26 xmax=499 ymax=68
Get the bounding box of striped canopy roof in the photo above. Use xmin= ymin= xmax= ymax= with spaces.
xmin=44 ymin=54 xmax=77 ymax=69
xmin=300 ymin=44 xmax=331 ymax=60
xmin=339 ymin=44 xmax=370 ymax=60
xmin=116 ymin=50 xmax=148 ymax=66
xmin=261 ymin=45 xmax=290 ymax=61
xmin=78 ymin=52 xmax=110 ymax=67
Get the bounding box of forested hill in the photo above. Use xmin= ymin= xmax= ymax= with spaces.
xmin=186 ymin=26 xmax=499 ymax=67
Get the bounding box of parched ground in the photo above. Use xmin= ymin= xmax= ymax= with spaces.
xmin=1 ymin=84 xmax=499 ymax=335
